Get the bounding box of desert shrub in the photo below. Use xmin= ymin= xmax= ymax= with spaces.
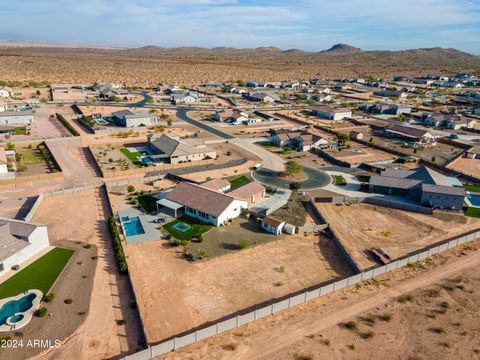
xmin=180 ymin=239 xmax=189 ymax=246
xmin=64 ymin=299 xmax=73 ymax=304
xmin=108 ymin=216 xmax=128 ymax=274
xmin=397 ymin=294 xmax=413 ymax=303
xmin=35 ymin=307 xmax=48 ymax=317
xmin=378 ymin=313 xmax=392 ymax=322
xmin=44 ymin=293 xmax=55 ymax=302
xmin=360 ymin=330 xmax=375 ymax=340
xmin=238 ymin=239 xmax=251 ymax=249
xmin=343 ymin=321 xmax=358 ymax=331
xmin=116 ymin=319 xmax=126 ymax=325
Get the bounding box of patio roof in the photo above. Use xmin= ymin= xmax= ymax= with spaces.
xmin=156 ymin=198 xmax=184 ymax=210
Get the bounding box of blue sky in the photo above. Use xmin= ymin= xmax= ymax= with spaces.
xmin=1 ymin=0 xmax=479 ymax=53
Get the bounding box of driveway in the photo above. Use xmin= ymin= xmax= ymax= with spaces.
xmin=250 ymin=188 xmax=292 ymax=216
xmin=252 ymin=167 xmax=331 ymax=190
xmin=233 ymin=139 xmax=285 ymax=172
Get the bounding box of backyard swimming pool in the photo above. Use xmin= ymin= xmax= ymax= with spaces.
xmin=466 ymin=193 xmax=480 ymax=207
xmin=121 ymin=216 xmax=146 ymax=236
xmin=0 ymin=293 xmax=36 ymax=327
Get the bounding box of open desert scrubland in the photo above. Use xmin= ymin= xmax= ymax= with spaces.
xmin=316 ymin=203 xmax=480 ymax=269
xmin=1 ymin=46 xmax=480 ymax=86
xmin=126 ymin=233 xmax=353 ymax=344
xmin=155 ymin=238 xmax=480 ymax=360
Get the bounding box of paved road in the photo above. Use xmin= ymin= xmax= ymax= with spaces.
xmin=175 ymin=108 xmax=235 ymax=140
xmin=252 ymin=167 xmax=331 ymax=190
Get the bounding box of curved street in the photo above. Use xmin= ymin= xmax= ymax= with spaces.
xmin=252 ymin=166 xmax=331 ymax=190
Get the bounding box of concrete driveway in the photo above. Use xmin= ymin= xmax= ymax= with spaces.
xmin=250 ymin=188 xmax=292 ymax=216
xmin=233 ymin=138 xmax=285 ymax=171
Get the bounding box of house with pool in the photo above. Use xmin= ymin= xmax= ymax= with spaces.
xmin=157 ymin=180 xmax=265 ymax=226
xmin=0 ymin=218 xmax=50 ymax=276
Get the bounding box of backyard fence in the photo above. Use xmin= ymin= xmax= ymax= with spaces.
xmin=120 ymin=227 xmax=480 ymax=360
xmin=22 ymin=193 xmax=44 ymax=222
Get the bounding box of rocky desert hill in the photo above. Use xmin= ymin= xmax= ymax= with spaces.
xmin=0 ymin=43 xmax=478 ymax=86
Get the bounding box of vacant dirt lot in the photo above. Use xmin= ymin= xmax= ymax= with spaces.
xmin=126 ymin=233 xmax=353 ymax=344
xmin=32 ymin=189 xmax=143 ymax=360
xmin=322 ymin=142 xmax=396 ymax=166
xmin=155 ymin=238 xmax=480 ymax=360
xmin=316 ymin=203 xmax=480 ymax=269
xmin=448 ymin=157 xmax=480 ymax=179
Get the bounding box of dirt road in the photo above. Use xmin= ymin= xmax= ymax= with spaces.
xmin=231 ymin=250 xmax=480 ymax=360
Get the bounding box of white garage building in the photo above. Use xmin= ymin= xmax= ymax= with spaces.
xmin=0 ymin=218 xmax=50 ymax=276
xmin=0 ymin=110 xmax=34 ymax=125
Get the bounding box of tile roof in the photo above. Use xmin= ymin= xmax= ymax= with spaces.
xmin=421 ymin=184 xmax=465 ymax=196
xmin=228 ymin=181 xmax=264 ymax=200
xmin=165 ymin=182 xmax=236 ymax=217
xmin=369 ymin=175 xmax=421 ymax=190
xmin=201 ymin=178 xmax=231 ymax=191
xmin=386 ymin=124 xmax=430 ymax=139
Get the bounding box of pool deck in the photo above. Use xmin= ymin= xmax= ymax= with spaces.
xmin=118 ymin=208 xmax=163 ymax=244
xmin=0 ymin=289 xmax=43 ymax=332
xmin=465 ymin=191 xmax=480 ymax=208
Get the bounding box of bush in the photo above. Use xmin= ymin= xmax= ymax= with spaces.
xmin=108 ymin=216 xmax=128 ymax=274
xmin=172 ymin=239 xmax=181 ymax=247
xmin=289 ymin=182 xmax=301 ymax=190
xmin=180 ymin=239 xmax=189 ymax=246
xmin=35 ymin=307 xmax=48 ymax=317
xmin=343 ymin=321 xmax=358 ymax=331
xmin=238 ymin=239 xmax=251 ymax=249
xmin=127 ymin=185 xmax=135 ymax=193
xmin=64 ymin=299 xmax=73 ymax=304
xmin=116 ymin=319 xmax=126 ymax=325
xmin=55 ymin=113 xmax=80 ymax=136
xmin=44 ymin=293 xmax=56 ymax=302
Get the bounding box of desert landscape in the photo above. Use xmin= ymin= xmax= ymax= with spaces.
xmin=1 ymin=45 xmax=480 ymax=86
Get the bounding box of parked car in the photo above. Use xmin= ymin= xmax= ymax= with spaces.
xmin=11 ymin=264 xmax=20 ymax=271
xmin=449 ymin=133 xmax=459 ymax=139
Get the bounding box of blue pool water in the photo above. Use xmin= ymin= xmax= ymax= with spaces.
xmin=0 ymin=293 xmax=36 ymax=326
xmin=122 ymin=216 xmax=145 ymax=236
xmin=466 ymin=193 xmax=480 ymax=207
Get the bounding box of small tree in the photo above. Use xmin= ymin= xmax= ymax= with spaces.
xmin=431 ymin=156 xmax=436 ymax=163
xmin=285 ymin=160 xmax=303 ymax=176
xmin=127 ymin=185 xmax=135 ymax=193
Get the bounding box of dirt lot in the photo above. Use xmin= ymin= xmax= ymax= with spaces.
xmin=31 ymin=189 xmax=143 ymax=360
xmin=316 ymin=203 xmax=480 ymax=269
xmin=126 ymin=233 xmax=353 ymax=344
xmin=448 ymin=157 xmax=480 ymax=178
xmin=155 ymin=238 xmax=480 ymax=360
xmin=321 ymin=142 xmax=396 ymax=166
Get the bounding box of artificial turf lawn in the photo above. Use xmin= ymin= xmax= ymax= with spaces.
xmin=229 ymin=175 xmax=251 ymax=189
xmin=120 ymin=148 xmax=145 ymax=168
xmin=163 ymin=218 xmax=212 ymax=241
xmin=465 ymin=207 xmax=480 ymax=218
xmin=0 ymin=247 xmax=74 ymax=299
xmin=333 ymin=175 xmax=347 ymax=186
xmin=14 ymin=127 xmax=27 ymax=135
xmin=463 ymin=184 xmax=480 ymax=193
xmin=20 ymin=149 xmax=44 ymax=164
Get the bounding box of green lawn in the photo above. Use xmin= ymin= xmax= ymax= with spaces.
xmin=120 ymin=148 xmax=145 ymax=168
xmin=465 ymin=207 xmax=480 ymax=218
xmin=14 ymin=127 xmax=27 ymax=135
xmin=463 ymin=185 xmax=480 ymax=193
xmin=20 ymin=149 xmax=44 ymax=164
xmin=136 ymin=194 xmax=158 ymax=213
xmin=163 ymin=217 xmax=212 ymax=241
xmin=229 ymin=175 xmax=251 ymax=189
xmin=333 ymin=175 xmax=347 ymax=186
xmin=0 ymin=247 xmax=74 ymax=299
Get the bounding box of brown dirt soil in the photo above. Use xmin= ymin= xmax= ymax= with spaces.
xmin=448 ymin=157 xmax=480 ymax=179
xmin=315 ymin=203 xmax=480 ymax=269
xmin=126 ymin=233 xmax=353 ymax=344
xmin=154 ymin=239 xmax=480 ymax=360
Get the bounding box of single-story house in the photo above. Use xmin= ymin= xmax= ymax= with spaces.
xmin=369 ymin=166 xmax=465 ymax=210
xmin=350 ymin=130 xmax=363 ymax=140
xmin=0 ymin=218 xmax=50 ymax=276
xmin=374 ymin=89 xmax=408 ymax=98
xmin=171 ymin=91 xmax=201 ymax=104
xmin=147 ymin=134 xmax=216 ymax=164
xmin=228 ymin=181 xmax=265 ymax=206
xmin=423 ymin=112 xmax=475 ymax=129
xmin=0 ymin=147 xmax=8 ymax=174
xmin=244 ymin=92 xmax=280 ymax=103
xmin=201 ymin=178 xmax=231 ymax=192
xmin=213 ymin=108 xmax=249 ymax=123
xmin=384 ymin=124 xmax=437 ymax=146
xmin=270 ymin=129 xmax=331 ymax=151
xmin=111 ymin=109 xmax=157 ymax=128
xmin=361 ymin=102 xmax=411 ymax=115
xmin=311 ymin=105 xmax=351 ymax=120
xmin=0 ymin=110 xmax=34 ymax=125
xmin=159 ymin=182 xmax=248 ymax=226
xmin=0 ymin=87 xmax=12 ymax=98
xmin=309 ymin=93 xmax=332 ymax=102
xmin=261 ymin=217 xmax=286 ymax=235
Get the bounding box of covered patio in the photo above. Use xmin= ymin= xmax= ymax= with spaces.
xmin=156 ymin=198 xmax=184 ymax=218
